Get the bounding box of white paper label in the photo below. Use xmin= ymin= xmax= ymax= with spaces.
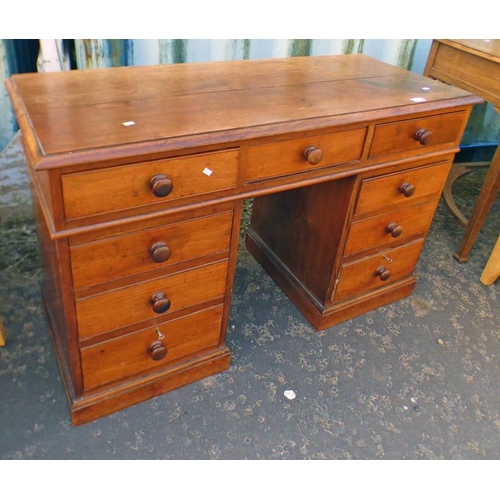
xmin=203 ymin=167 xmax=213 ymax=176
xmin=410 ymin=97 xmax=426 ymax=103
xmin=122 ymin=121 xmax=135 ymax=126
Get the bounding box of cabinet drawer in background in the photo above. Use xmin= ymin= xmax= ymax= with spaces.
xmin=81 ymin=305 xmax=224 ymax=390
xmin=75 ymin=260 xmax=228 ymax=340
xmin=369 ymin=111 xmax=465 ymax=159
xmin=62 ymin=149 xmax=239 ymax=220
xmin=244 ymin=128 xmax=366 ymax=182
xmin=334 ymin=239 xmax=424 ymax=302
xmin=344 ymin=201 xmax=438 ymax=258
xmin=70 ymin=211 xmax=234 ymax=289
xmin=354 ymin=161 xmax=450 ymax=217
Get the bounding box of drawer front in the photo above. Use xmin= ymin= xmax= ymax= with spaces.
xmin=70 ymin=211 xmax=234 ymax=289
xmin=354 ymin=161 xmax=450 ymax=217
xmin=62 ymin=149 xmax=239 ymax=220
xmin=369 ymin=111 xmax=465 ymax=159
xmin=81 ymin=305 xmax=224 ymax=390
xmin=76 ymin=260 xmax=228 ymax=340
xmin=344 ymin=201 xmax=437 ymax=258
xmin=334 ymin=239 xmax=424 ymax=302
xmin=244 ymin=128 xmax=366 ymax=182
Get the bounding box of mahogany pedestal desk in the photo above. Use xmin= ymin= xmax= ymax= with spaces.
xmin=424 ymin=39 xmax=500 ymax=276
xmin=7 ymin=55 xmax=481 ymax=425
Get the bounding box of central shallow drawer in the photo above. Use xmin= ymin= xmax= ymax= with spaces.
xmin=354 ymin=161 xmax=450 ymax=217
xmin=70 ymin=211 xmax=234 ymax=289
xmin=75 ymin=260 xmax=228 ymax=340
xmin=333 ymin=239 xmax=424 ymax=302
xmin=80 ymin=305 xmax=224 ymax=390
xmin=62 ymin=149 xmax=239 ymax=220
xmin=244 ymin=128 xmax=366 ymax=182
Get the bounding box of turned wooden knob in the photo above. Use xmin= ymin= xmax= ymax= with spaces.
xmin=387 ymin=222 xmax=403 ymax=238
xmin=149 ymin=340 xmax=167 ymax=361
xmin=303 ymin=146 xmax=323 ymax=165
xmin=149 ymin=174 xmax=173 ymax=197
xmin=376 ymin=266 xmax=391 ymax=281
xmin=414 ymin=128 xmax=432 ymax=145
xmin=150 ymin=292 xmax=171 ymax=314
xmin=399 ymin=182 xmax=415 ymax=197
xmin=149 ymin=242 xmax=171 ymax=263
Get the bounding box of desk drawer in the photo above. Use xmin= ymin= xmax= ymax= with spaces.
xmin=70 ymin=211 xmax=234 ymax=289
xmin=354 ymin=161 xmax=450 ymax=217
xmin=81 ymin=305 xmax=223 ymax=390
xmin=62 ymin=149 xmax=239 ymax=220
xmin=334 ymin=239 xmax=424 ymax=302
xmin=369 ymin=111 xmax=465 ymax=159
xmin=344 ymin=201 xmax=437 ymax=258
xmin=76 ymin=260 xmax=228 ymax=340
xmin=244 ymin=128 xmax=366 ymax=182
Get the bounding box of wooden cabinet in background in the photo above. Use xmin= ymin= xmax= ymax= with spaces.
xmin=7 ymin=55 xmax=482 ymax=425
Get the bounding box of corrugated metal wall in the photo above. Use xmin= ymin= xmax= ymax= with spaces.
xmin=0 ymin=41 xmax=17 ymax=151
xmin=73 ymin=39 xmax=430 ymax=73
xmin=1 ymin=39 xmax=499 ymax=151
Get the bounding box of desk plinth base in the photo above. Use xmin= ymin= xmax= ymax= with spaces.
xmin=42 ymin=291 xmax=231 ymax=426
xmin=69 ymin=350 xmax=231 ymax=427
xmin=246 ymin=231 xmax=416 ymax=331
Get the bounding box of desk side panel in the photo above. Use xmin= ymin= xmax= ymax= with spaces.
xmin=31 ymin=192 xmax=83 ymax=398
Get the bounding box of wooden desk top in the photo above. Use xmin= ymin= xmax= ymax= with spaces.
xmin=437 ymin=39 xmax=500 ymax=62
xmin=7 ymin=54 xmax=480 ymax=171
xmin=425 ymin=40 xmax=500 ymax=108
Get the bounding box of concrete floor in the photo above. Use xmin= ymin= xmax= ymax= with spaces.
xmin=0 ymin=133 xmax=499 ymax=460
